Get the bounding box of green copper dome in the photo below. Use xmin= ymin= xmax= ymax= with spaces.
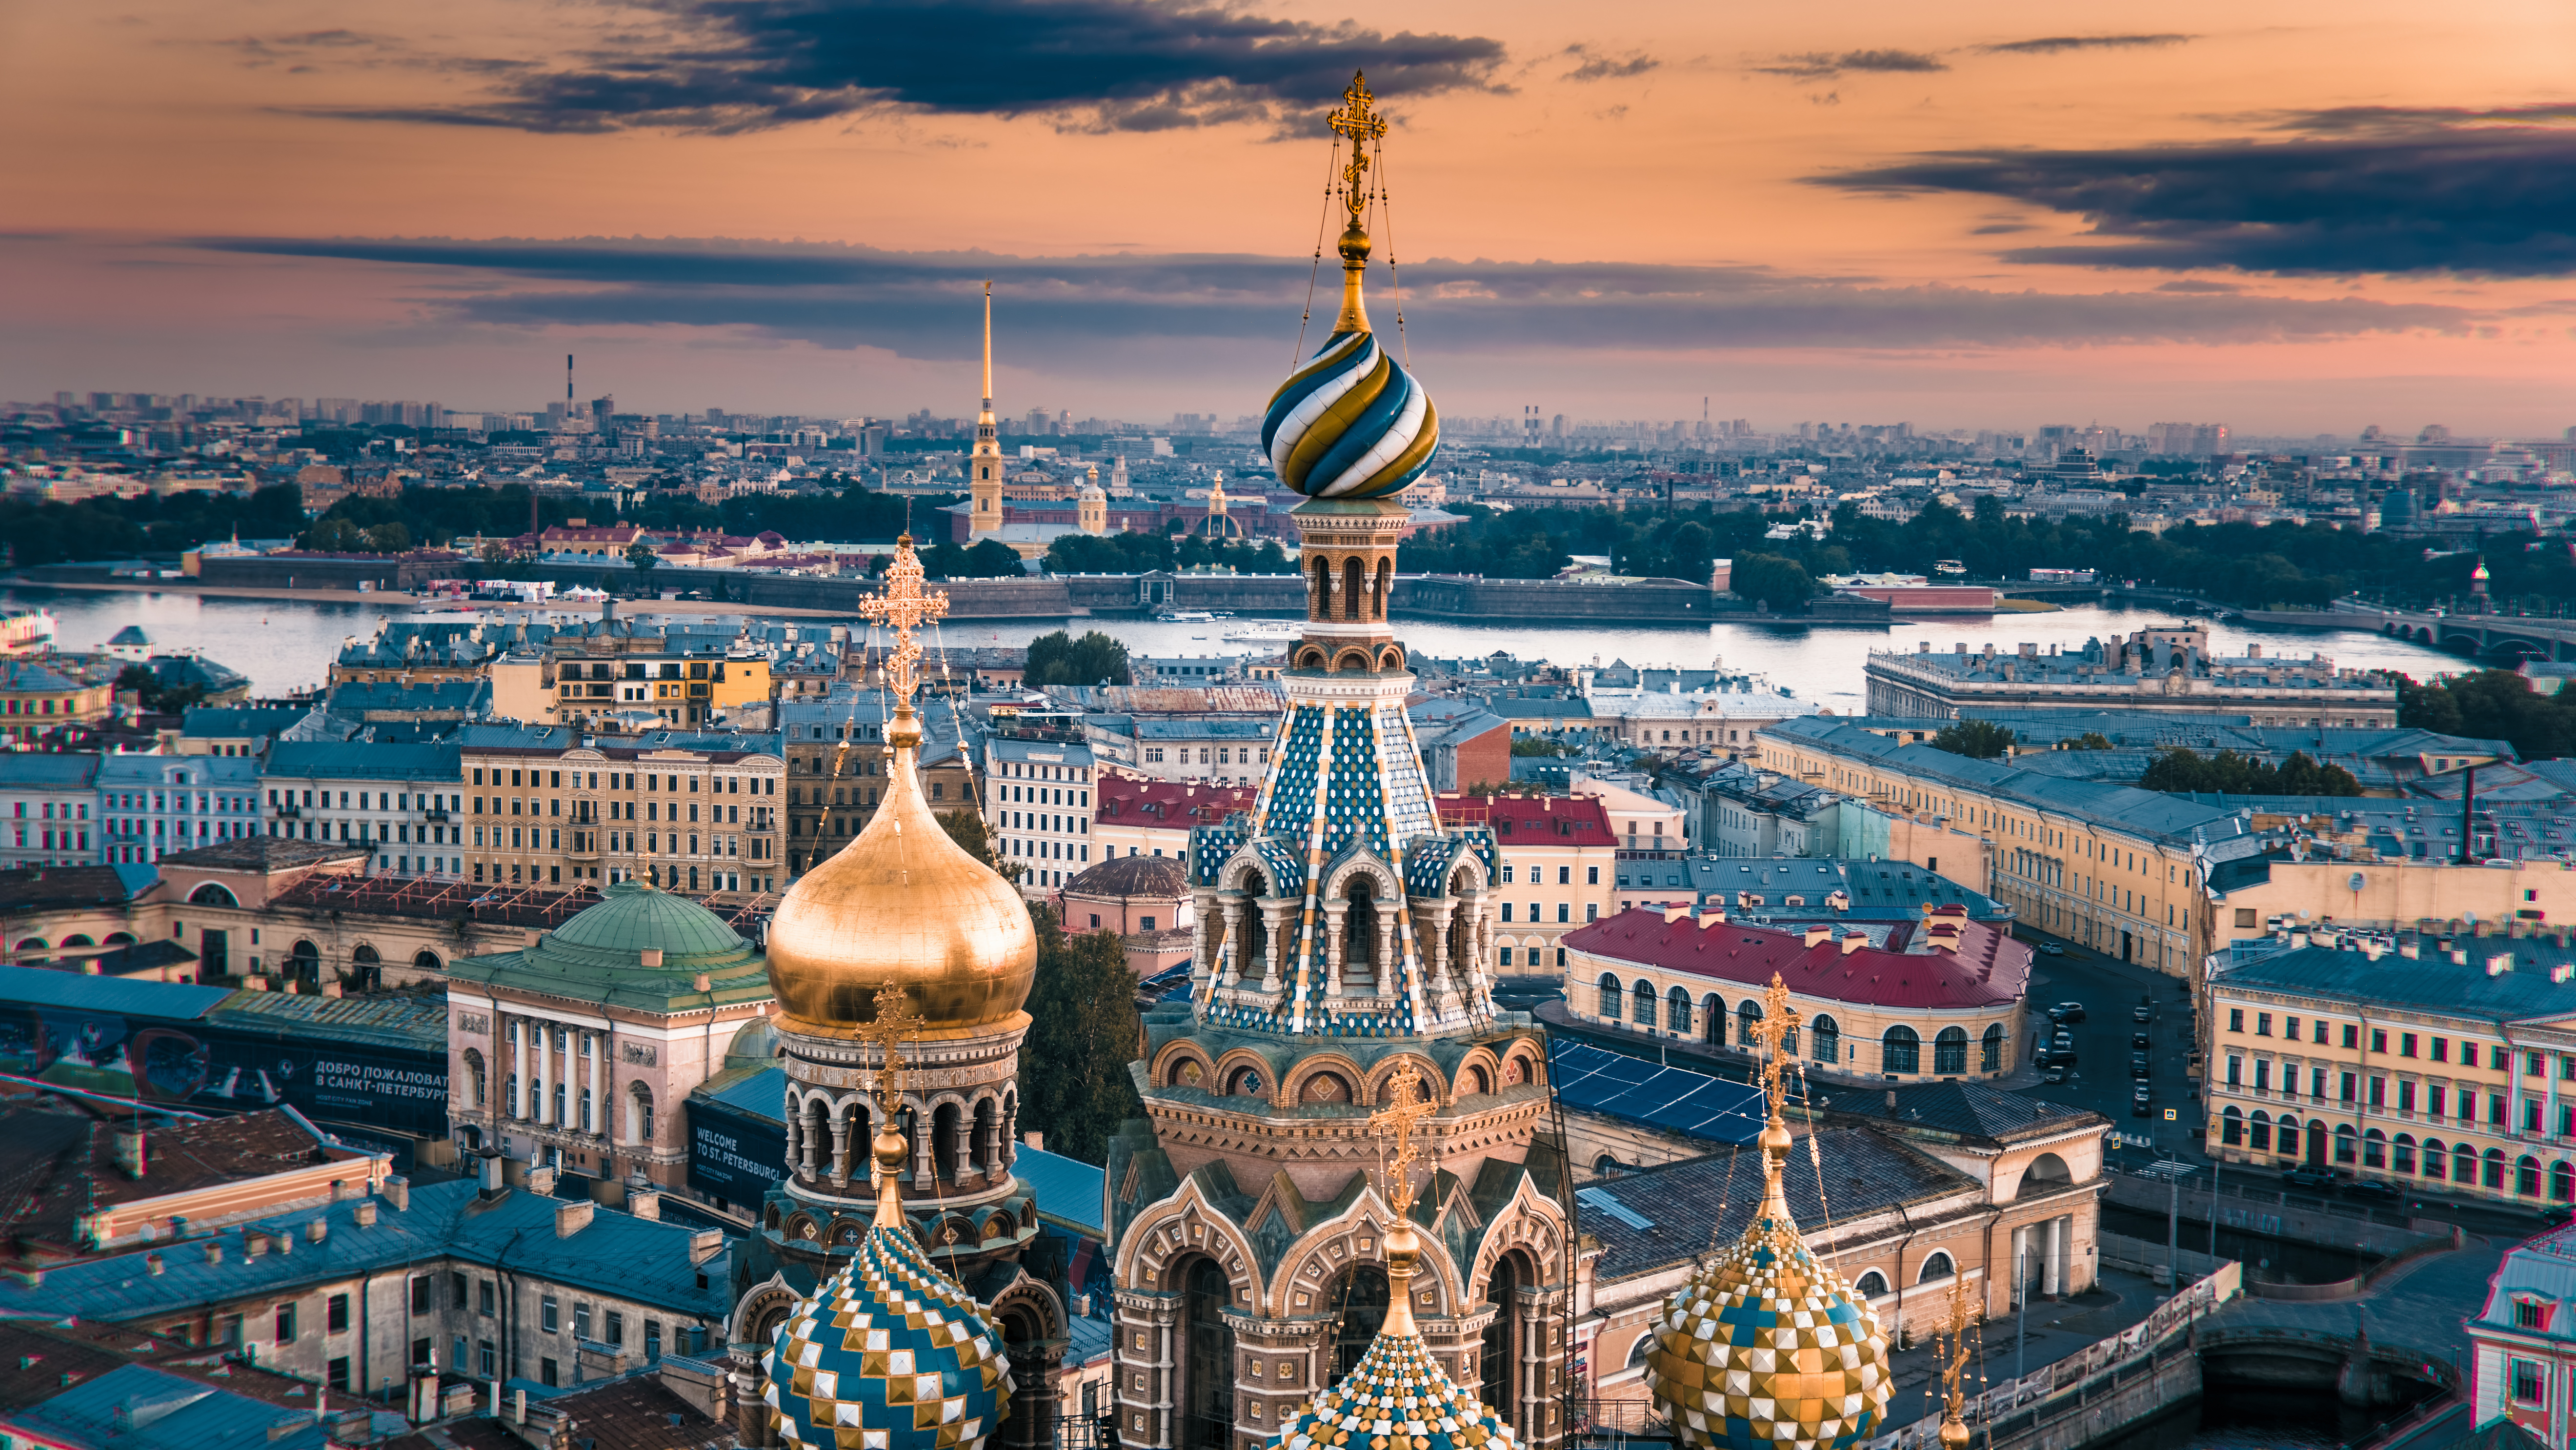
xmin=447 ymin=881 xmax=773 ymax=1011
xmin=554 ymin=880 xmax=749 ymax=960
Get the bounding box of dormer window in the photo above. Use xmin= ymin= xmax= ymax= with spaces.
xmin=2516 ymin=1296 xmax=2554 ymax=1331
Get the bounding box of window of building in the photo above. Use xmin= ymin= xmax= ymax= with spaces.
xmin=2512 ymin=1358 xmax=2545 ymax=1405
xmin=327 ymin=1357 xmax=349 ymax=1391
xmin=276 ymin=1304 xmax=298 ymax=1343
xmin=2371 ymin=1029 xmax=2388 ymax=1054
xmin=2228 ymin=1008 xmax=2244 ymax=1033
xmin=543 ymin=1295 xmax=560 ymax=1333
xmin=411 ymin=1277 xmax=433 ymax=1315
xmin=328 ymin=1294 xmax=350 ymax=1334
xmin=2400 ymin=1033 xmax=2417 ymax=1058
xmin=2256 ymin=1013 xmax=2272 ymax=1037
xmin=644 ymin=1321 xmax=662 ymax=1362
xmin=2516 ymin=1298 xmax=2549 ymax=1330
xmin=604 ymin=1311 xmax=624 ymax=1346
xmin=480 ymin=1340 xmax=497 ymax=1377
xmin=541 ymin=1358 xmax=560 ymax=1388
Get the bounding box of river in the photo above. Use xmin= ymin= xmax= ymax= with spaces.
xmin=1 ymin=585 xmax=2473 ymax=706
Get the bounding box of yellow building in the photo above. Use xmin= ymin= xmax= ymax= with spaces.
xmin=1437 ymin=793 xmax=1623 ymax=972
xmin=1 ymin=660 xmax=117 ymax=742
xmin=2207 ymin=932 xmax=2576 ymax=1205
xmin=460 ymin=736 xmax=786 ymax=894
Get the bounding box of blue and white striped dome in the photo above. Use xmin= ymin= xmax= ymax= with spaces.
xmin=1262 ymin=328 xmax=1440 ymax=500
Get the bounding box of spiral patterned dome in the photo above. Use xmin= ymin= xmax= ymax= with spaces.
xmin=1272 ymin=1327 xmax=1517 ymax=1450
xmin=1262 ymin=327 xmax=1441 ymax=500
xmin=1641 ymin=1196 xmax=1889 ymax=1450
xmin=765 ymin=1208 xmax=1013 ymax=1450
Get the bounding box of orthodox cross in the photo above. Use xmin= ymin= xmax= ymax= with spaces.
xmin=858 ymin=534 xmax=949 ymax=707
xmin=862 ymin=981 xmax=928 ymax=1120
xmin=1368 ymin=1059 xmax=1436 ymax=1216
xmin=1750 ymin=972 xmax=1803 ymax=1116
xmin=1327 ymin=71 xmax=1387 ymax=225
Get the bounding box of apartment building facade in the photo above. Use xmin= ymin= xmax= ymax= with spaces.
xmin=779 ymin=694 xmax=974 ymax=875
xmin=1436 ymin=793 xmax=1620 ymax=973
xmin=457 ymin=729 xmax=785 ymax=894
xmin=1863 ymin=631 xmax=2396 ymax=727
xmin=985 ymin=735 xmax=1098 ymax=893
xmin=261 ymin=742 xmax=468 ymax=879
xmin=2207 ymin=935 xmax=2576 ymax=1208
xmin=0 ymin=754 xmax=99 ymax=867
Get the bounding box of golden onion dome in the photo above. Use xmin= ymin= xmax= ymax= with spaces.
xmin=765 ymin=704 xmax=1036 ymax=1036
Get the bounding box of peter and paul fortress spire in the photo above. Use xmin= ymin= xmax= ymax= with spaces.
xmin=969 ymin=282 xmax=1005 ymax=537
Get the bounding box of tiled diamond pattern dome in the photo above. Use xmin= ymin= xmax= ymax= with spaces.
xmin=1643 ymin=1219 xmax=1890 ymax=1450
xmin=1273 ymin=1333 xmax=1516 ymax=1450
xmin=765 ymin=1219 xmax=1013 ymax=1450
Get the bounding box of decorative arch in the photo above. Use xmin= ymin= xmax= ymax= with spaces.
xmin=1284 ymin=1052 xmax=1368 ymax=1107
xmin=1152 ymin=1040 xmax=1218 ymax=1090
xmin=413 ymin=948 xmax=442 ymax=972
xmin=1297 ymin=646 xmax=1328 ymax=670
xmin=1377 ymin=644 xmax=1405 ymax=672
xmin=1220 ymin=857 xmax=1278 ymax=898
xmin=1917 ymin=1250 xmax=1955 ymax=1283
xmin=729 ymin=1274 xmax=804 ymax=1350
xmin=1361 ymin=1053 xmax=1445 ymax=1107
xmin=1853 ymin=1270 xmax=1890 ymax=1298
xmin=1595 ymin=972 xmax=1622 ymax=1019
xmin=1882 ymin=1024 xmax=1921 ymax=1075
xmin=2019 ymin=1152 xmax=2073 ymax=1199
xmin=186 ymin=882 xmax=238 ymax=906
xmin=1212 ymin=1047 xmax=1279 ymax=1102
xmin=1496 ymin=1040 xmax=1544 ymax=1088
xmin=1320 ymin=853 xmax=1404 ymax=905
xmin=1811 ymin=1012 xmax=1839 ymax=1064
xmin=1332 ymin=648 xmax=1373 ymax=674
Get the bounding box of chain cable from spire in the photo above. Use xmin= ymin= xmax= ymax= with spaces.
xmin=1293 ymin=134 xmax=1341 ymax=365
xmin=1373 ymin=132 xmax=1412 ymax=368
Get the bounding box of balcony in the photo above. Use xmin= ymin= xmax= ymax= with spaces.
xmin=273 ymin=804 xmax=302 ymax=819
xmin=423 ymin=809 xmax=451 ymax=823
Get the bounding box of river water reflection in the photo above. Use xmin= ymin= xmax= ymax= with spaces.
xmin=2 ymin=585 xmax=2475 ymax=706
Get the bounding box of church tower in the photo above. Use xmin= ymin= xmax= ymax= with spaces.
xmin=1109 ymin=72 xmax=1571 ymax=1450
xmin=969 ymin=284 xmax=1006 ymax=538
xmin=730 ymin=535 xmax=1066 ymax=1450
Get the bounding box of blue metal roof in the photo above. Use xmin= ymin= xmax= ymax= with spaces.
xmin=262 ymin=740 xmax=463 ymax=782
xmin=1016 ymin=1148 xmax=1106 ymax=1236
xmin=0 ymin=964 xmax=234 ymax=1019
xmin=1547 ymin=1039 xmax=1766 ymax=1145
xmin=700 ymin=1064 xmax=787 ymax=1119
xmin=12 ymin=1362 xmax=333 ymax=1450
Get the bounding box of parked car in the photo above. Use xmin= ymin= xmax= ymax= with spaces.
xmin=2346 ymin=1179 xmax=2404 ymax=1202
xmin=2050 ymin=1002 xmax=2086 ymax=1022
xmin=2282 ymin=1168 xmax=2337 ymax=1191
xmin=2131 ymin=1084 xmax=2153 ymax=1115
xmin=2131 ymin=1032 xmax=2152 ymax=1049
xmin=2042 ymin=1066 xmax=2071 ymax=1085
xmin=2541 ymin=1205 xmax=2576 ymax=1228
xmin=2130 ymin=1051 xmax=2152 ymax=1078
xmin=2133 ymin=1005 xmax=2153 ymax=1024
xmin=2038 ymin=943 xmax=2065 ymax=956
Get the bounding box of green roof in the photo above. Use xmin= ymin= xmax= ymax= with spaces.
xmin=447 ymin=881 xmax=774 ymax=1011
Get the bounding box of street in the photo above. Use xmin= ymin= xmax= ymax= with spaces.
xmin=2011 ymin=923 xmax=2200 ymax=1161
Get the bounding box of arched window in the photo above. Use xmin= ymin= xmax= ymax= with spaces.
xmin=1668 ymin=987 xmax=1692 ymax=1035
xmin=1633 ymin=981 xmax=1657 ymax=1029
xmin=1625 ymin=1333 xmax=1654 ymax=1371
xmin=1933 ymin=1027 xmax=1969 ymax=1076
xmin=1853 ymin=1271 xmax=1889 ymax=1299
xmin=2363 ymin=1128 xmax=2387 ymax=1169
xmin=2488 ymin=1148 xmax=2509 ymax=1189
xmin=2521 ymin=1155 xmax=2544 ymax=1196
xmin=1811 ymin=1013 xmax=1840 ymax=1065
xmin=2023 ymin=1153 xmax=2072 ymax=1195
xmin=2220 ymin=1106 xmax=2243 ymax=1146
xmin=1980 ymin=1023 xmax=2004 ymax=1073
xmin=2554 ymin=1162 xmax=2575 ymax=1203
xmin=2334 ymin=1123 xmax=2357 ymax=1163
xmin=414 ymin=949 xmax=442 ymax=972
xmin=104 ymin=932 xmax=135 ymax=945
xmin=461 ymin=1048 xmax=486 ymax=1106
xmin=2394 ymin=1131 xmax=2416 ymax=1173
xmin=1881 ymin=1025 xmax=1920 ymax=1075
xmin=2250 ymin=1110 xmax=2272 ymax=1151
xmin=1597 ymin=973 xmax=1622 ymax=1019
xmin=61 ymin=934 xmax=93 ymax=948
xmin=2276 ymin=1118 xmax=2298 ymax=1159
xmin=1917 ymin=1251 xmax=1955 ymax=1284
xmin=1739 ymin=999 xmax=1764 ymax=1049
xmin=1704 ymin=994 xmax=1725 ymax=1047
xmin=187 ymin=882 xmax=238 ymax=906
xmin=2422 ymin=1139 xmax=2446 ymax=1179
xmin=1343 ymin=558 xmax=1365 ymax=622
xmin=628 ymin=1082 xmax=656 ymax=1143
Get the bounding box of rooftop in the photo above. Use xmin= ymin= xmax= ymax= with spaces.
xmin=0 ymin=1096 xmax=372 ymax=1257
xmin=1563 ymin=904 xmax=2030 ymax=1010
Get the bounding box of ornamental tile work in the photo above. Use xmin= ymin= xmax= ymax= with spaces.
xmin=1271 ymin=1332 xmax=1516 ymax=1450
xmin=765 ymin=1220 xmax=1013 ymax=1450
xmin=1643 ymin=1221 xmax=1890 ymax=1450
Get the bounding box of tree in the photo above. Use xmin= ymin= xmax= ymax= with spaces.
xmin=625 ymin=540 xmax=661 ymax=580
xmin=1929 ymin=720 xmax=2016 ymax=759
xmin=2138 ymin=747 xmax=2362 ymax=797
xmin=1015 ymin=907 xmax=1144 ymax=1163
xmin=1025 ymin=630 xmax=1132 ymax=687
xmin=116 ymin=664 xmax=204 ymax=714
xmin=2068 ymin=732 xmax=2113 ymax=750
xmin=1728 ymin=553 xmax=1816 ymax=611
xmin=2398 ymin=670 xmax=2576 ymax=761
xmin=1510 ymin=737 xmax=1574 ymax=757
xmin=938 ymin=807 xmax=1025 ymax=882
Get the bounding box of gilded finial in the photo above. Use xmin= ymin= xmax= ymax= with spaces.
xmin=1366 ymin=1060 xmax=1437 ymax=1338
xmin=859 ymin=534 xmax=951 ymax=742
xmin=1743 ymin=972 xmax=1804 ymax=1239
xmin=1323 ymin=70 xmax=1386 ymax=333
xmin=1935 ymin=1274 xmax=1979 ymax=1449
xmin=861 ymin=981 xmax=930 ymax=1227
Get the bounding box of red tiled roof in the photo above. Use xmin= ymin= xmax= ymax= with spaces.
xmin=1560 ymin=905 xmax=2028 ymax=1010
xmin=1435 ymin=792 xmax=1612 ymax=838
xmin=1094 ymin=775 xmax=1257 ymax=826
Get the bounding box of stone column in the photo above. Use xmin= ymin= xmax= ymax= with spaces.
xmin=1372 ymin=908 xmax=1396 ymax=997
xmin=2043 ymin=1215 xmax=2065 ymax=1297
xmin=1260 ymin=901 xmax=1289 ymax=993
xmin=1001 ymin=1341 xmax=1067 ymax=1450
xmin=785 ymin=1102 xmax=805 ymax=1177
xmin=1322 ymin=901 xmax=1348 ymax=997
xmin=828 ymin=1103 xmax=851 ymax=1188
xmin=1219 ymin=898 xmax=1247 ymax=987
xmin=1421 ymin=902 xmax=1450 ymax=987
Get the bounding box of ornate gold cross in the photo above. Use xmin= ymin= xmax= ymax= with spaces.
xmin=858 ymin=534 xmax=950 ymax=707
xmin=1327 ymin=71 xmax=1386 ymax=224
xmin=1750 ymin=972 xmax=1804 ymax=1114
xmin=862 ymin=981 xmax=928 ymax=1117
xmin=1368 ymin=1059 xmax=1437 ymax=1216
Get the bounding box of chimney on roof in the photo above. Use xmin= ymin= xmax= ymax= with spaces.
xmin=381 ymin=1177 xmax=408 ymax=1212
xmin=1802 ymin=925 xmax=1831 ymax=948
xmin=111 ymin=1129 xmax=146 ymax=1180
xmin=1663 ymin=905 xmax=1690 ymax=924
xmin=1842 ymin=931 xmax=1868 ymax=955
xmin=304 ymin=1218 xmax=327 ymax=1245
xmin=555 ymin=1200 xmax=594 ymax=1238
xmin=628 ymin=1191 xmax=662 ymax=1221
xmin=1885 ymin=1089 xmax=1898 ymax=1111
xmin=689 ymin=1228 xmax=725 ymax=1266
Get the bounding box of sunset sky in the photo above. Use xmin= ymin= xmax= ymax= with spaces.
xmin=4 ymin=0 xmax=2572 ymax=436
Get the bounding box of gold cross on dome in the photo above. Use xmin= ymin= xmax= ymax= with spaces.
xmin=858 ymin=534 xmax=949 ymax=707
xmin=863 ymin=981 xmax=928 ymax=1116
xmin=1327 ymin=71 xmax=1387 ymax=223
xmin=1368 ymin=1060 xmax=1437 ymax=1216
xmin=1751 ymin=972 xmax=1804 ymax=1114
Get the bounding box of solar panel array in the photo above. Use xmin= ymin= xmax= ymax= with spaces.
xmin=1547 ymin=1039 xmax=1768 ymax=1145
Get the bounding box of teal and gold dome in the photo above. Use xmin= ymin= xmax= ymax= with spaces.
xmin=766 ymin=1121 xmax=1013 ymax=1450
xmin=1260 ymin=72 xmax=1439 ymax=501
xmin=1643 ymin=978 xmax=1889 ymax=1450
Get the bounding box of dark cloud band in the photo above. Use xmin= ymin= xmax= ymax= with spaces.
xmin=1811 ymin=105 xmax=2576 ymax=277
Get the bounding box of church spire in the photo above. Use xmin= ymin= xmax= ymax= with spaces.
xmin=969 ymin=282 xmax=1005 ymax=536
xmin=1327 ymin=73 xmax=1387 ymax=335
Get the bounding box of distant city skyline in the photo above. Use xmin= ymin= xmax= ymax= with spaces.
xmin=4 ymin=1 xmax=2571 ymax=432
